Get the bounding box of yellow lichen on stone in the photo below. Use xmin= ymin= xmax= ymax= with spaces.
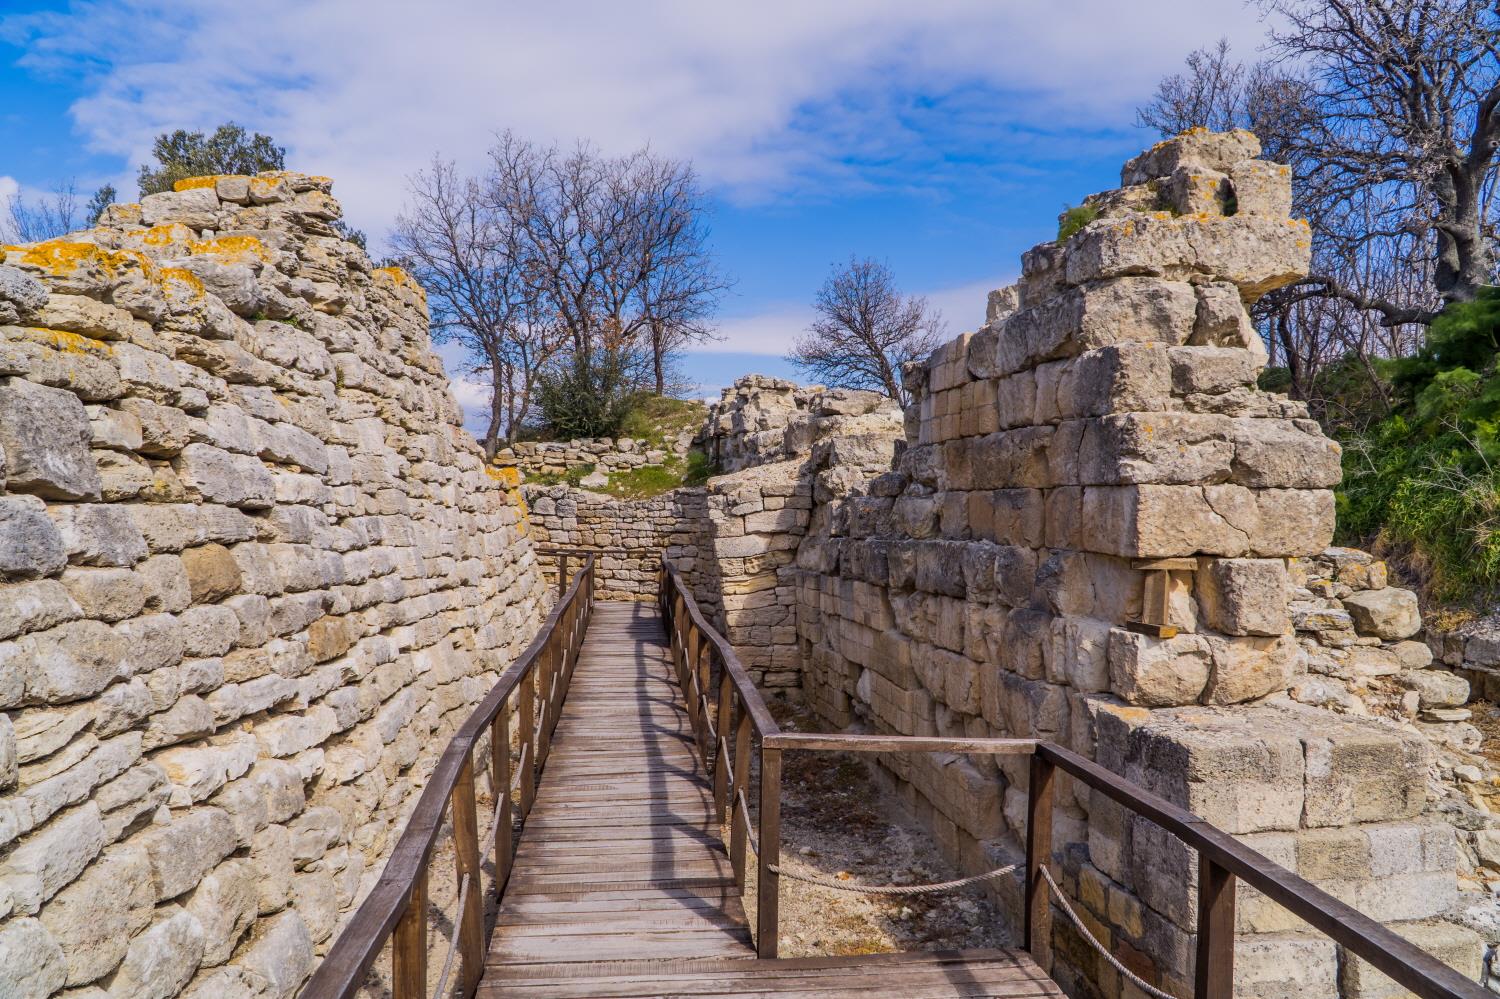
xmin=373 ymin=266 xmax=427 ymax=301
xmin=20 ymin=327 xmax=113 ymax=357
xmin=187 ymin=235 xmax=272 ymax=262
xmin=141 ymin=224 xmax=194 ymax=247
xmin=9 ymin=239 xmax=155 ymax=278
xmin=172 ymin=176 xmax=221 ymax=192
xmin=485 ymin=464 xmax=522 ymax=489
xmin=160 ymin=267 xmax=206 ymax=297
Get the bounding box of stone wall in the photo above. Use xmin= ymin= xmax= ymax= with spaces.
xmin=506 ymin=433 xmax=691 ymax=483
xmin=703 ymin=375 xmax=824 ymax=473
xmin=0 ymin=172 xmax=548 ymax=999
xmin=789 ymin=131 xmax=1485 ymax=996
xmin=523 ymin=484 xmax=708 ymax=601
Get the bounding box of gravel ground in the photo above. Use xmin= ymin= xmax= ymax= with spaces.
xmin=743 ymin=703 xmax=1014 ymax=958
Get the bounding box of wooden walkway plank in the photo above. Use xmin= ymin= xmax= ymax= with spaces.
xmin=478 ymin=600 xmax=1062 ymax=999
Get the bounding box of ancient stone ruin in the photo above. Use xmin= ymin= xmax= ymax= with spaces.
xmin=0 ymin=173 xmax=547 ymax=997
xmin=2 ymin=130 xmax=1497 ymax=999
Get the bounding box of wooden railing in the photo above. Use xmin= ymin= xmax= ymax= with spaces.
xmin=660 ymin=557 xmax=1489 ymax=999
xmin=301 ymin=556 xmax=596 ymax=999
xmin=535 ymin=545 xmax=633 ymax=598
xmin=659 ymin=560 xmax=784 ymax=957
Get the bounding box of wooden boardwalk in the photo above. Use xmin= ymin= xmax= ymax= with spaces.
xmin=477 ymin=602 xmax=1062 ymax=999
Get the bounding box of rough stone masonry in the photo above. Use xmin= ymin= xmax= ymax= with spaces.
xmin=0 ymin=172 xmax=548 ymax=998
xmin=769 ymin=130 xmax=1486 ymax=997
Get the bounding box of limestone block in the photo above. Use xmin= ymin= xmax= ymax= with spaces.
xmin=290 ymin=868 xmax=339 ymax=943
xmin=138 ymin=807 xmax=239 ymax=900
xmin=0 ymin=497 xmax=65 ymax=584
xmin=38 ymin=841 xmax=154 ymax=986
xmin=185 ymin=858 xmax=259 ymax=966
xmin=19 ymin=619 xmax=128 ymax=704
xmin=47 ymin=503 xmax=148 ymax=568
xmin=1063 ymin=214 xmax=1311 ymax=302
xmin=1203 ymin=633 xmax=1299 ymax=704
xmin=0 ymin=917 xmax=65 ymax=999
xmin=252 ymin=825 xmax=295 ymax=915
xmin=1195 ymin=558 xmax=1289 ymax=636
xmin=1400 ymin=669 xmax=1468 ymax=710
xmin=1342 ymin=587 xmax=1421 ymax=640
xmin=1080 ymin=485 xmax=1334 ymax=558
xmin=235 ymin=909 xmax=314 ymax=999
xmin=118 ymin=397 xmax=192 ymax=456
xmin=175 ymin=442 xmax=275 ymax=509
xmin=1093 ymin=701 xmax=1305 ymax=833
xmin=107 ymin=904 xmax=205 ymax=999
xmin=59 ymin=567 xmax=144 ymax=622
xmin=994 ymin=278 xmax=1198 ymax=376
xmin=141 ymin=186 xmax=220 ymax=227
xmin=1108 ymin=629 xmax=1211 ymax=706
xmin=1301 ymin=720 xmax=1426 ymax=827
xmin=1231 ymin=934 xmax=1338 ymax=999
xmin=1120 ymin=129 xmax=1262 ymax=185
xmin=179 ymin=542 xmax=244 ymax=604
xmin=1229 ymin=158 xmax=1294 ymax=218
xmin=0 ymin=801 xmax=105 ymax=913
xmin=0 ymin=376 xmax=101 ymax=499
xmin=114 ymin=613 xmax=185 ymax=675
xmin=0 ymin=578 xmax=80 ymax=641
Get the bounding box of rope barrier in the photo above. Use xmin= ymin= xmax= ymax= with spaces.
xmin=1039 ymin=865 xmax=1179 ymax=999
xmin=768 ymin=861 xmax=1021 ymax=896
xmin=430 ymin=872 xmax=470 ymax=999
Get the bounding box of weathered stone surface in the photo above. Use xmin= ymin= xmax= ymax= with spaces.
xmin=0 ymin=801 xmax=105 ymax=912
xmin=184 ymin=858 xmax=259 ymax=966
xmin=0 ymin=578 xmax=80 ymax=641
xmin=20 ymin=619 xmax=128 ymax=704
xmin=39 ymin=842 xmax=155 ymax=985
xmin=106 ymin=904 xmax=205 ymax=999
xmin=1196 ymin=558 xmax=1289 ymax=637
xmin=0 ymin=376 xmax=102 ymax=500
xmin=48 ymin=503 xmax=148 ymax=567
xmin=138 ymin=807 xmax=238 ymax=900
xmin=1342 ymin=587 xmax=1421 ymax=640
xmin=175 ymin=443 xmax=275 ymax=509
xmin=236 ymin=910 xmax=314 ymax=999
xmin=0 ymin=917 xmax=66 ymax=998
xmin=0 ymin=494 xmax=68 ymax=580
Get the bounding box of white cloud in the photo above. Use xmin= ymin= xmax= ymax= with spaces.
xmin=4 ymin=1 xmax=1273 ymax=237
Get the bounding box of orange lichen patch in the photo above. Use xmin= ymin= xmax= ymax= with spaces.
xmin=172 ymin=176 xmax=221 ymax=192
xmin=161 ymin=267 xmax=206 ymax=297
xmin=186 ymin=235 xmax=272 ymax=262
xmin=141 ymin=223 xmax=195 ymax=247
xmin=18 ymin=327 xmax=113 ymax=357
xmin=372 ymin=265 xmax=426 ymax=299
xmin=8 ymin=239 xmax=156 ymax=278
xmin=485 ymin=464 xmax=522 ymax=489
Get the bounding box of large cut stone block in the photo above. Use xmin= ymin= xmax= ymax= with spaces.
xmin=1080 ymin=485 xmax=1334 ymax=558
xmin=0 ymin=376 xmax=101 ymax=500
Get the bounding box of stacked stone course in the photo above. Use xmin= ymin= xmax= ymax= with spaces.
xmin=506 ymin=434 xmax=691 ymax=481
xmin=784 ymin=131 xmax=1485 ymax=996
xmin=524 ymin=484 xmax=708 ymax=601
xmin=0 ymin=172 xmax=547 ymax=998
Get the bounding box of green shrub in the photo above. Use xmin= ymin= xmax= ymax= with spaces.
xmin=1336 ymin=289 xmax=1500 ymax=602
xmin=1056 ymin=203 xmax=1100 ymax=243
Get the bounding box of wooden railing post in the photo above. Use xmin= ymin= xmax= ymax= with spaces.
xmin=491 ymin=707 xmax=513 ymax=893
xmin=557 ymin=551 xmax=569 ymax=600
xmin=1025 ymin=752 xmax=1055 ymax=973
xmin=518 ymin=666 xmax=536 ymax=817
xmin=714 ymin=670 xmax=732 ymax=822
xmin=757 ymin=745 xmax=782 ymax=958
xmin=1195 ymin=855 xmax=1236 ymax=999
xmin=392 ymin=868 xmax=427 ymax=999
xmin=452 ymin=757 xmax=485 ymax=998
xmin=730 ymin=711 xmax=751 ymax=886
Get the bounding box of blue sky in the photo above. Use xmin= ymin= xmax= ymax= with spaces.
xmin=0 ymin=1 xmax=1274 ymax=424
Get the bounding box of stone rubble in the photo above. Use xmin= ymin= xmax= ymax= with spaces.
xmin=0 ymin=171 xmax=547 ymax=998
xmin=504 ymin=434 xmax=692 ymax=479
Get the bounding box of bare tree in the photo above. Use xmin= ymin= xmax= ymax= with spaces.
xmin=396 ymin=133 xmax=727 ymax=444
xmin=392 ymin=158 xmax=564 ymax=456
xmin=788 ymin=257 xmax=944 ymax=404
xmin=4 ymin=181 xmax=82 ymax=243
xmin=1262 ymin=0 xmax=1500 ymax=314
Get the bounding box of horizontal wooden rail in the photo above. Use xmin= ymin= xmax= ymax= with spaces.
xmin=302 ymin=556 xmax=596 ymax=999
xmin=665 ymin=560 xmax=1488 ymax=999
